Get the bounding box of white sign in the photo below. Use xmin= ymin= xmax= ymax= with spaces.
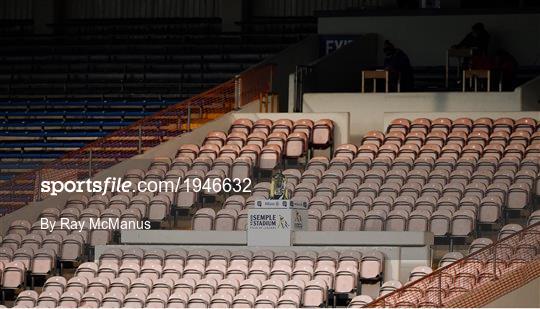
xmin=247 ymin=200 xmax=308 ymax=246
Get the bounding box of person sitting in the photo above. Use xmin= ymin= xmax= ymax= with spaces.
xmin=383 ymin=40 xmax=414 ymax=92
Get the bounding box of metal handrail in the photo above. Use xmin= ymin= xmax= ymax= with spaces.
xmin=368 ymin=221 xmax=540 ymax=307
xmin=0 ymin=64 xmax=274 ymax=211
xmin=186 ymin=104 xmax=203 ymax=131
xmin=294 ymin=64 xmax=312 ymax=112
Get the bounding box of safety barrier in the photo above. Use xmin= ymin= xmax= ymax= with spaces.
xmin=367 ymin=222 xmax=540 ymax=307
xmin=0 ymin=64 xmax=275 ymax=213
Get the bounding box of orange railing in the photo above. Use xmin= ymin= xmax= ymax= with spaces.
xmin=0 ymin=64 xmax=274 ymax=213
xmin=368 ymin=222 xmax=540 ymax=307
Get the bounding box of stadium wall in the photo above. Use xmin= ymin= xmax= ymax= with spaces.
xmin=303 ymin=91 xmax=520 ymax=144
xmin=518 ymin=76 xmax=540 ymax=111
xmin=484 ymin=277 xmax=540 ymax=307
xmin=261 ymin=35 xmax=322 ymax=112
xmin=318 ymin=12 xmax=540 ymax=66
xmin=382 ymin=111 xmax=540 ymax=131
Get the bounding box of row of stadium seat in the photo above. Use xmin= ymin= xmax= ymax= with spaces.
xmin=8 ymin=224 xmax=532 ymax=309
xmin=4 ymin=248 xmax=384 ymax=308
xmin=182 ymin=117 xmax=539 ymax=237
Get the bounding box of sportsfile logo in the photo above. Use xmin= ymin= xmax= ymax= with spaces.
xmin=41 ymin=177 xmax=252 ymax=196
xmin=41 ymin=177 xmax=132 ymax=196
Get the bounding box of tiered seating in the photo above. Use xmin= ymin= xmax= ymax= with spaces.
xmin=0 ymin=18 xmax=315 ymax=181
xmin=0 ymin=15 xmax=313 ymax=101
xmin=144 ymin=118 xmax=334 ymax=213
xmin=0 ymin=100 xmax=174 ymax=180
xmin=6 ymin=248 xmax=385 ymax=308
xmin=0 ymin=118 xmax=335 ymax=286
xmin=0 ymin=35 xmax=284 ymax=99
xmin=193 ymin=118 xmax=539 ymax=243
xmin=1 ymin=116 xmax=539 ymax=308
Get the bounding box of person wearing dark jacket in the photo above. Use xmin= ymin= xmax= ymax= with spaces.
xmin=454 ymin=22 xmax=490 ymax=54
xmin=383 ymin=40 xmax=414 ymax=92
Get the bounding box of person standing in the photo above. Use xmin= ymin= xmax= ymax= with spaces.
xmin=383 ymin=40 xmax=414 ymax=92
xmin=454 ymin=22 xmax=491 ymax=55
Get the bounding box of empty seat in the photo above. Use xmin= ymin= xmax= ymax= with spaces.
xmin=285 ymin=132 xmax=309 ymax=159
xmin=14 ymin=290 xmax=39 ymax=307
xmin=302 ymin=279 xmax=327 ymax=307
xmin=528 ymin=210 xmax=540 ymax=226
xmin=429 ymin=209 xmax=453 ymax=236
xmin=379 ymin=280 xmax=402 ymax=296
xmin=259 ymin=144 xmax=282 ymax=170
xmin=439 ymin=252 xmax=464 ymax=268
xmin=312 ymin=119 xmax=334 ymax=149
xmin=232 ymin=293 xmax=256 ymax=308
xmin=451 ymin=210 xmax=476 ymax=237
xmin=2 ymin=261 xmax=27 ymax=289
xmin=342 ymin=210 xmax=365 ymax=231
xmin=215 ymin=209 xmax=238 ymax=231
xmin=334 ymin=266 xmax=358 ymax=294
xmin=320 ymin=209 xmax=343 ymax=231
xmin=348 ymin=295 xmax=374 ymax=308
xmin=192 ymin=208 xmax=216 ymax=230
xmin=498 ymin=224 xmax=523 ymax=240
xmin=364 ymin=209 xmax=387 ymax=231
xmin=408 ymin=265 xmax=432 ymax=282
xmin=360 ymin=251 xmax=384 ymax=281
xmin=385 ymin=209 xmax=409 ymax=231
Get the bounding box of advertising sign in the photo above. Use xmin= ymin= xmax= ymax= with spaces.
xmin=247 ymin=200 xmax=308 ymax=246
xmin=319 ymin=35 xmax=362 ymax=56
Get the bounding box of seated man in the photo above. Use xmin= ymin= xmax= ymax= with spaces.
xmin=383 ymin=40 xmax=414 ymax=92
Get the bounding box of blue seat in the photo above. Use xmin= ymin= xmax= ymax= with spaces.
xmin=0 ymin=153 xmax=62 ymax=159
xmin=0 ymin=162 xmax=41 ymax=169
xmin=0 ymin=131 xmax=108 ymax=138
xmin=1 ymin=110 xmax=152 ymax=117
xmin=0 ymin=120 xmax=131 ymax=127
xmin=0 ymin=142 xmax=87 ymax=148
xmin=0 ymin=99 xmax=177 ymax=107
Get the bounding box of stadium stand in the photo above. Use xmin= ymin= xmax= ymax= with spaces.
xmin=0 ymin=63 xmax=275 ymax=212
xmin=0 ymin=114 xmax=538 ymax=307
xmin=0 ymin=15 xmax=316 ymax=181
xmin=1 ymin=1 xmax=540 ymax=308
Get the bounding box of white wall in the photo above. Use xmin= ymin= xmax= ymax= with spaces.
xmin=383 ymin=111 xmax=540 ymax=131
xmin=484 ymin=277 xmax=540 ymax=308
xmin=318 ymin=13 xmax=540 ymax=66
xmin=303 ymin=91 xmax=520 ymax=144
xmin=518 ymin=76 xmax=540 ymax=111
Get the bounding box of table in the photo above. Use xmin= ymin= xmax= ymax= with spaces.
xmin=362 ymin=70 xmax=394 ymax=93
xmin=462 ymin=69 xmax=492 ymax=92
xmin=446 ymin=48 xmax=473 ymax=88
